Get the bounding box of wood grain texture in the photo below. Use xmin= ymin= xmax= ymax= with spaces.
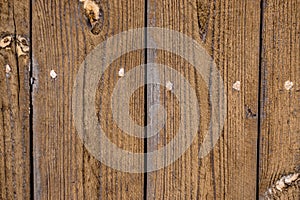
xmin=0 ymin=0 xmax=31 ymax=199
xmin=259 ymin=0 xmax=300 ymax=199
xmin=32 ymin=0 xmax=144 ymax=199
xmin=1 ymin=0 xmax=299 ymax=199
xmin=146 ymin=0 xmax=261 ymax=199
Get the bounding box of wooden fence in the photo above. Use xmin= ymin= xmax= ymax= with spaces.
xmin=0 ymin=0 xmax=299 ymax=199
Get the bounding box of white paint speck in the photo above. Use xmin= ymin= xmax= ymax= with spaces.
xmin=118 ymin=68 xmax=125 ymax=77
xmin=0 ymin=36 xmax=12 ymax=49
xmin=284 ymin=80 xmax=293 ymax=90
xmin=81 ymin=0 xmax=100 ymax=21
xmin=166 ymin=81 xmax=173 ymax=91
xmin=275 ymin=178 xmax=285 ymax=191
xmin=5 ymin=64 xmax=11 ymax=73
xmin=268 ymin=188 xmax=273 ymax=195
xmin=30 ymin=77 xmax=35 ymax=85
xmin=50 ymin=70 xmax=57 ymax=79
xmin=233 ymin=81 xmax=241 ymax=91
xmin=264 ymin=173 xmax=300 ymax=198
xmin=284 ymin=173 xmax=299 ymax=184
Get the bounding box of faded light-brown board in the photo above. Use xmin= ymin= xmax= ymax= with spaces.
xmin=0 ymin=0 xmax=31 ymax=199
xmin=146 ymin=0 xmax=261 ymax=199
xmin=32 ymin=0 xmax=144 ymax=199
xmin=259 ymin=0 xmax=300 ymax=199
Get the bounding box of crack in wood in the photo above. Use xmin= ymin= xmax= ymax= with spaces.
xmin=196 ymin=0 xmax=211 ymax=42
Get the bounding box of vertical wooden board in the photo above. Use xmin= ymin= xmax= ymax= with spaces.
xmin=259 ymin=0 xmax=300 ymax=199
xmin=0 ymin=0 xmax=31 ymax=199
xmin=146 ymin=0 xmax=261 ymax=199
xmin=32 ymin=0 xmax=144 ymax=199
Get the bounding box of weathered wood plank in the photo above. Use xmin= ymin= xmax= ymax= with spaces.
xmin=0 ymin=0 xmax=31 ymax=199
xmin=32 ymin=0 xmax=144 ymax=199
xmin=259 ymin=0 xmax=300 ymax=199
xmin=146 ymin=0 xmax=261 ymax=199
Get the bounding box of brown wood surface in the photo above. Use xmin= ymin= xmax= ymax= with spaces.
xmin=0 ymin=0 xmax=299 ymax=199
xmin=0 ymin=0 xmax=31 ymax=199
xmin=258 ymin=0 xmax=300 ymax=199
xmin=146 ymin=0 xmax=261 ymax=199
xmin=32 ymin=0 xmax=144 ymax=199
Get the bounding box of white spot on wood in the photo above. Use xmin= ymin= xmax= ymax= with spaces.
xmin=16 ymin=36 xmax=29 ymax=57
xmin=233 ymin=81 xmax=241 ymax=91
xmin=30 ymin=77 xmax=35 ymax=85
xmin=0 ymin=36 xmax=12 ymax=49
xmin=118 ymin=68 xmax=125 ymax=77
xmin=264 ymin=173 xmax=300 ymax=199
xmin=284 ymin=173 xmax=299 ymax=184
xmin=284 ymin=80 xmax=293 ymax=90
xmin=275 ymin=177 xmax=285 ymax=191
xmin=268 ymin=188 xmax=273 ymax=195
xmin=50 ymin=70 xmax=57 ymax=79
xmin=81 ymin=0 xmax=100 ymax=20
xmin=5 ymin=64 xmax=11 ymax=73
xmin=166 ymin=81 xmax=173 ymax=91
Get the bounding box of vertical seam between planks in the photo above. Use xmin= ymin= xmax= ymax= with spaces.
xmin=144 ymin=0 xmax=148 ymax=199
xmin=29 ymin=0 xmax=34 ymax=199
xmin=256 ymin=0 xmax=265 ymax=199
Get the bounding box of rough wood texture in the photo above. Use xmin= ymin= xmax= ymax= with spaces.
xmin=1 ymin=0 xmax=299 ymax=199
xmin=0 ymin=0 xmax=31 ymax=199
xmin=259 ymin=0 xmax=300 ymax=199
xmin=32 ymin=0 xmax=144 ymax=199
xmin=146 ymin=0 xmax=261 ymax=199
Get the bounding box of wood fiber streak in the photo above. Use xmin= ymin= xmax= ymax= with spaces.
xmin=146 ymin=0 xmax=261 ymax=199
xmin=32 ymin=0 xmax=144 ymax=199
xmin=259 ymin=0 xmax=300 ymax=199
xmin=0 ymin=0 xmax=31 ymax=199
